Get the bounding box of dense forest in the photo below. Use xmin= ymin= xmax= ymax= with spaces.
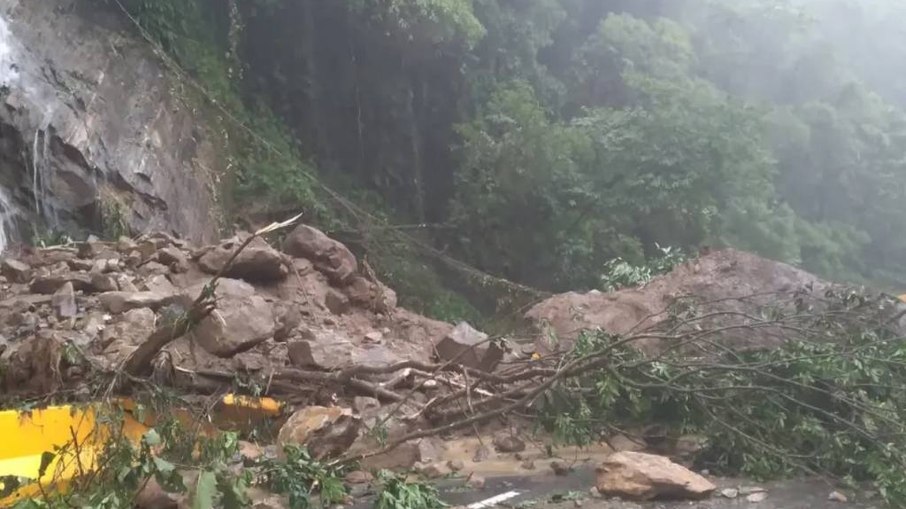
xmin=115 ymin=0 xmax=906 ymax=317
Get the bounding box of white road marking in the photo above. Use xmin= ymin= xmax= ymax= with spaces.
xmin=467 ymin=490 xmax=521 ymax=509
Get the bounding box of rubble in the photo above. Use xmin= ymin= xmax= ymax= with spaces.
xmin=527 ymin=248 xmax=847 ymax=355
xmin=0 ymin=225 xmax=452 ymax=405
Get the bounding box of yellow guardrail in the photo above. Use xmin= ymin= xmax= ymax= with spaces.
xmin=0 ymin=395 xmax=283 ymax=506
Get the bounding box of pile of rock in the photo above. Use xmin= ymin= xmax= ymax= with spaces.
xmin=0 ymin=224 xmax=458 ymax=397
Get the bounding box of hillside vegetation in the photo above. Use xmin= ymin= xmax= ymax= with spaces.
xmin=110 ymin=0 xmax=906 ymax=315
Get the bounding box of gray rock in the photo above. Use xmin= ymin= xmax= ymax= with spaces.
xmin=98 ymin=291 xmax=173 ymax=314
xmin=142 ymin=274 xmax=177 ymax=295
xmin=344 ymin=471 xmax=374 ymax=485
xmin=101 ymin=308 xmax=156 ymax=348
xmin=283 ymin=225 xmax=357 ymax=284
xmin=472 ymin=445 xmax=492 ymax=463
xmin=1 ymin=258 xmax=32 ymax=283
xmin=51 ymin=282 xmax=77 ymax=319
xmin=30 ymin=271 xmax=93 ymax=294
xmin=277 ymin=406 xmax=361 ymax=460
xmin=198 ymin=237 xmax=287 ymax=282
xmin=325 ymin=288 xmax=350 ymax=315
xmin=116 ymin=236 xmax=138 ymax=253
xmin=434 ymin=322 xmax=503 ymax=372
xmin=447 ymin=459 xmax=465 ymax=472
xmin=90 ymin=272 xmax=119 ymax=293
xmin=720 ymin=488 xmax=739 ymax=499
xmin=417 ymin=462 xmax=451 ymax=479
xmin=191 ymin=279 xmax=276 ymax=357
xmin=157 ymin=246 xmax=190 ymax=273
xmin=116 ymin=274 xmax=139 ymax=292
xmin=493 ymin=433 xmax=526 ymax=453
xmin=273 ymin=305 xmax=302 ymax=342
xmin=747 ymin=492 xmax=768 ymax=503
xmin=353 ymin=396 xmax=381 ymax=415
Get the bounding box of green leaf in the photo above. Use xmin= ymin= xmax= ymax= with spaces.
xmin=144 ymin=429 xmax=162 ymax=446
xmin=192 ymin=471 xmax=218 ymax=509
xmin=153 ymin=457 xmax=176 ymax=475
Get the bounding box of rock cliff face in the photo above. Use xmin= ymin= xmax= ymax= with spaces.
xmin=0 ymin=0 xmax=222 ymax=248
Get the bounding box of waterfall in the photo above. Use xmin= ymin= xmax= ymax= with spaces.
xmin=0 ymin=16 xmax=19 ymax=252
xmin=31 ymin=121 xmax=57 ymax=229
xmin=0 ymin=16 xmax=19 ymax=84
xmin=0 ymin=188 xmax=16 ymax=253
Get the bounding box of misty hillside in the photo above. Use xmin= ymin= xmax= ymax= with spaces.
xmin=18 ymin=0 xmax=906 ymax=316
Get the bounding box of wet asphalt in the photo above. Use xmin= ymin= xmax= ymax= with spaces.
xmin=352 ymin=466 xmax=880 ymax=509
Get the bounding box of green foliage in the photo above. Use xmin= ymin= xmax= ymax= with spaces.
xmin=425 ymin=291 xmax=483 ymax=324
xmin=258 ymin=446 xmax=347 ymax=509
xmin=99 ymin=194 xmax=130 ymax=241
xmin=347 ymin=0 xmax=486 ymax=47
xmin=111 ymin=0 xmax=906 ymax=316
xmin=600 ymin=245 xmax=686 ymax=292
xmin=373 ymin=470 xmax=446 ymax=509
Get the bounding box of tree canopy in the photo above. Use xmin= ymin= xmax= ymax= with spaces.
xmin=120 ymin=0 xmax=906 ymax=305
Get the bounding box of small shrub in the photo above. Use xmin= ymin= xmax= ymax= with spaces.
xmin=373 ymin=470 xmax=446 ymax=509
xmin=258 ymin=445 xmax=347 ymax=509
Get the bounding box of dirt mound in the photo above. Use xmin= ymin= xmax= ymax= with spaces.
xmin=526 ymin=249 xmax=843 ymax=355
xmin=0 ymin=225 xmax=452 ymax=399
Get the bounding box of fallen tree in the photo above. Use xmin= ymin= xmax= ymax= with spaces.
xmin=121 ymin=284 xmax=906 ymax=505
xmin=5 ymin=226 xmax=906 ymax=506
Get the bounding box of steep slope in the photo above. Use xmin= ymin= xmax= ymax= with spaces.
xmin=0 ymin=0 xmax=222 ymax=247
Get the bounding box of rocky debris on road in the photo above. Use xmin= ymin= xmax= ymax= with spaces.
xmin=595 ymin=451 xmax=716 ymax=501
xmin=526 ymin=248 xmax=905 ymax=356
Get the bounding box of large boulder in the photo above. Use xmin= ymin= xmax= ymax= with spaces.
xmin=434 ymin=322 xmax=502 ymax=372
xmin=287 ymin=337 xmax=404 ymax=372
xmin=189 ymin=278 xmax=277 ymax=357
xmin=282 ymin=225 xmax=357 ymax=284
xmin=198 ymin=237 xmax=287 ymax=283
xmin=277 ymin=406 xmax=361 ymax=460
xmin=595 ymin=452 xmax=716 ymax=501
xmin=527 ymin=249 xmax=832 ymax=355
